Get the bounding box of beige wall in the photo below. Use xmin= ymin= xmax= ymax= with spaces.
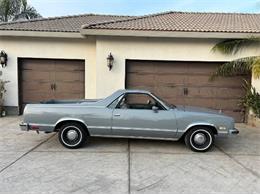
xmin=1 ymin=35 xmax=260 ymax=108
xmin=95 ymin=36 xmax=260 ymax=98
xmin=0 ymin=36 xmax=97 ymax=107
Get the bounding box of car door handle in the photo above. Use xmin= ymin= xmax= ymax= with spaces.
xmin=114 ymin=114 xmax=120 ymax=117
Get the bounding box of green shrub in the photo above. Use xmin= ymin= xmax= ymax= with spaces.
xmin=241 ymin=80 xmax=260 ymax=118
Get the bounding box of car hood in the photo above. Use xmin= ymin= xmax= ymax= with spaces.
xmin=175 ymin=105 xmax=223 ymax=115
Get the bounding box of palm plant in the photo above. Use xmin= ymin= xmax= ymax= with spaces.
xmin=0 ymin=0 xmax=41 ymax=22
xmin=212 ymin=37 xmax=260 ymax=118
xmin=212 ymin=37 xmax=260 ymax=79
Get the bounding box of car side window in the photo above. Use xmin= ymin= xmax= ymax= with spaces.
xmin=116 ymin=93 xmax=164 ymax=110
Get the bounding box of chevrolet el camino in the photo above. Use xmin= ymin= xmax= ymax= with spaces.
xmin=20 ymin=89 xmax=239 ymax=152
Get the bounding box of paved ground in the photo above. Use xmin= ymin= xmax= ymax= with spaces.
xmin=0 ymin=116 xmax=259 ymax=193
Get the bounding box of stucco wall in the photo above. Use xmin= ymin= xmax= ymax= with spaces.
xmin=96 ymin=36 xmax=260 ymax=98
xmin=0 ymin=36 xmax=96 ymax=107
xmin=1 ymin=35 xmax=260 ymax=109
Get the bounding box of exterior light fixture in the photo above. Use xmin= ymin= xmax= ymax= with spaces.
xmin=0 ymin=50 xmax=8 ymax=68
xmin=107 ymin=52 xmax=114 ymax=71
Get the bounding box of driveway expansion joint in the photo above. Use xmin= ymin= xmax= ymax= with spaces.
xmin=214 ymin=144 xmax=260 ymax=179
xmin=0 ymin=133 xmax=56 ymax=175
xmin=127 ymin=139 xmax=131 ymax=194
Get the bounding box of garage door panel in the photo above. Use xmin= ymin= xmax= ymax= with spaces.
xmin=186 ymin=63 xmax=218 ymax=74
xmin=22 ymin=61 xmax=55 ymax=71
xmin=55 ymin=72 xmax=84 ymax=82
xmin=55 ymin=64 xmax=85 ymax=71
xmin=127 ymin=74 xmax=155 ymax=86
xmin=22 ymin=82 xmax=51 ymax=92
xmin=126 ymin=60 xmax=249 ymax=122
xmin=186 ymin=75 xmax=246 ymax=87
xmin=54 ymin=93 xmax=84 ymax=99
xmin=23 ymin=92 xmax=53 ymax=103
xmin=22 ymin=71 xmax=53 ymax=82
xmin=222 ymin=111 xmax=244 ymax=122
xmin=185 ymin=97 xmax=242 ymax=110
xmin=187 ymin=87 xmax=245 ymax=98
xmin=20 ymin=59 xmax=85 ymax=113
xmin=155 ymin=74 xmax=185 ymax=85
xmin=55 ymin=82 xmax=84 ymax=92
xmin=154 ymin=86 xmax=184 ymax=98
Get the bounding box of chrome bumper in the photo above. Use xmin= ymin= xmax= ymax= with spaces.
xmin=19 ymin=122 xmax=29 ymax=131
xmin=218 ymin=128 xmax=239 ymax=136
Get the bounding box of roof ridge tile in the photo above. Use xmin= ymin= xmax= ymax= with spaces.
xmin=82 ymin=11 xmax=174 ymax=29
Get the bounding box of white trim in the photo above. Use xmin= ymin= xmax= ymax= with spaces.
xmin=0 ymin=30 xmax=84 ymax=38
xmin=80 ymin=29 xmax=260 ymax=39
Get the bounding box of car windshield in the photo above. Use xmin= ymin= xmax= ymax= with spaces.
xmin=151 ymin=93 xmax=176 ymax=109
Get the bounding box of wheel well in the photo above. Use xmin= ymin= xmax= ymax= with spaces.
xmin=54 ymin=120 xmax=89 ymax=135
xmin=181 ymin=125 xmax=218 ymax=139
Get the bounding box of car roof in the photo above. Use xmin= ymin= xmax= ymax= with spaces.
xmin=117 ymin=89 xmax=151 ymax=94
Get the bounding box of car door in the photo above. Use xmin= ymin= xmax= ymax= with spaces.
xmin=111 ymin=93 xmax=178 ymax=139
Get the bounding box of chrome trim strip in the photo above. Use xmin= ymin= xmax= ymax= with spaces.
xmin=112 ymin=126 xmax=177 ymax=132
xmin=88 ymin=126 xmax=110 ymax=129
xmin=88 ymin=126 xmax=177 ymax=132
xmin=91 ymin=134 xmax=178 ymax=141
xmin=218 ymin=130 xmax=229 ymax=134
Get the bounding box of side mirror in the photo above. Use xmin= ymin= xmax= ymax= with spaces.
xmin=152 ymin=106 xmax=159 ymax=113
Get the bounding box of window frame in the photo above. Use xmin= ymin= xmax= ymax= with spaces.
xmin=109 ymin=92 xmax=167 ymax=111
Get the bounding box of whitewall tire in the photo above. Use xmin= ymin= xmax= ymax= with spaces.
xmin=58 ymin=122 xmax=88 ymax=149
xmin=184 ymin=127 xmax=214 ymax=152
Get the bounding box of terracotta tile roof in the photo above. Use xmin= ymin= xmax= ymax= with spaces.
xmin=0 ymin=14 xmax=133 ymax=32
xmin=83 ymin=11 xmax=260 ymax=33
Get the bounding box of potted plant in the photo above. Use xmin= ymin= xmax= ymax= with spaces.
xmin=0 ymin=79 xmax=9 ymax=117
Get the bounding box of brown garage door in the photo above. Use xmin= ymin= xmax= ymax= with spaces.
xmin=19 ymin=59 xmax=85 ymax=113
xmin=126 ymin=60 xmax=250 ymax=122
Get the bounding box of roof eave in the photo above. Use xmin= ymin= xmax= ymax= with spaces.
xmin=0 ymin=30 xmax=84 ymax=38
xmin=80 ymin=28 xmax=260 ymax=39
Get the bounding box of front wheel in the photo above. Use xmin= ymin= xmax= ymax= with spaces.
xmin=58 ymin=122 xmax=88 ymax=149
xmin=184 ymin=127 xmax=214 ymax=152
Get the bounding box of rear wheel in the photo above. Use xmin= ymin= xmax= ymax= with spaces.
xmin=184 ymin=127 xmax=214 ymax=152
xmin=58 ymin=122 xmax=88 ymax=149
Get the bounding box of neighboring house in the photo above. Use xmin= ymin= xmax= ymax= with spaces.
xmin=0 ymin=11 xmax=260 ymax=123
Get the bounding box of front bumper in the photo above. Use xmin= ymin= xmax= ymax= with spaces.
xmin=218 ymin=128 xmax=239 ymax=136
xmin=19 ymin=122 xmax=29 ymax=131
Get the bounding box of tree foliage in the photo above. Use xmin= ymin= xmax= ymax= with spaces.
xmin=212 ymin=37 xmax=260 ymax=118
xmin=212 ymin=37 xmax=260 ymax=79
xmin=211 ymin=56 xmax=260 ymax=80
xmin=212 ymin=37 xmax=260 ymax=55
xmin=0 ymin=0 xmax=41 ymax=22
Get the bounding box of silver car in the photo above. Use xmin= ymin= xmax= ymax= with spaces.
xmin=20 ymin=89 xmax=239 ymax=152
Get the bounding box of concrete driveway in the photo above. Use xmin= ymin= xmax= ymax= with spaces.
xmin=0 ymin=116 xmax=259 ymax=193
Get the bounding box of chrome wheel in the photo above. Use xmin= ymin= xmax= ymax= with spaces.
xmin=189 ymin=129 xmax=213 ymax=151
xmin=67 ymin=130 xmax=78 ymax=141
xmin=61 ymin=126 xmax=83 ymax=147
xmin=193 ymin=133 xmax=206 ymax=145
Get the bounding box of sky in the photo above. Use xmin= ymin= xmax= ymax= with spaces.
xmin=27 ymin=0 xmax=260 ymax=17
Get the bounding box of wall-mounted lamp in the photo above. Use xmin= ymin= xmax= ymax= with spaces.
xmin=0 ymin=50 xmax=8 ymax=68
xmin=107 ymin=52 xmax=114 ymax=71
